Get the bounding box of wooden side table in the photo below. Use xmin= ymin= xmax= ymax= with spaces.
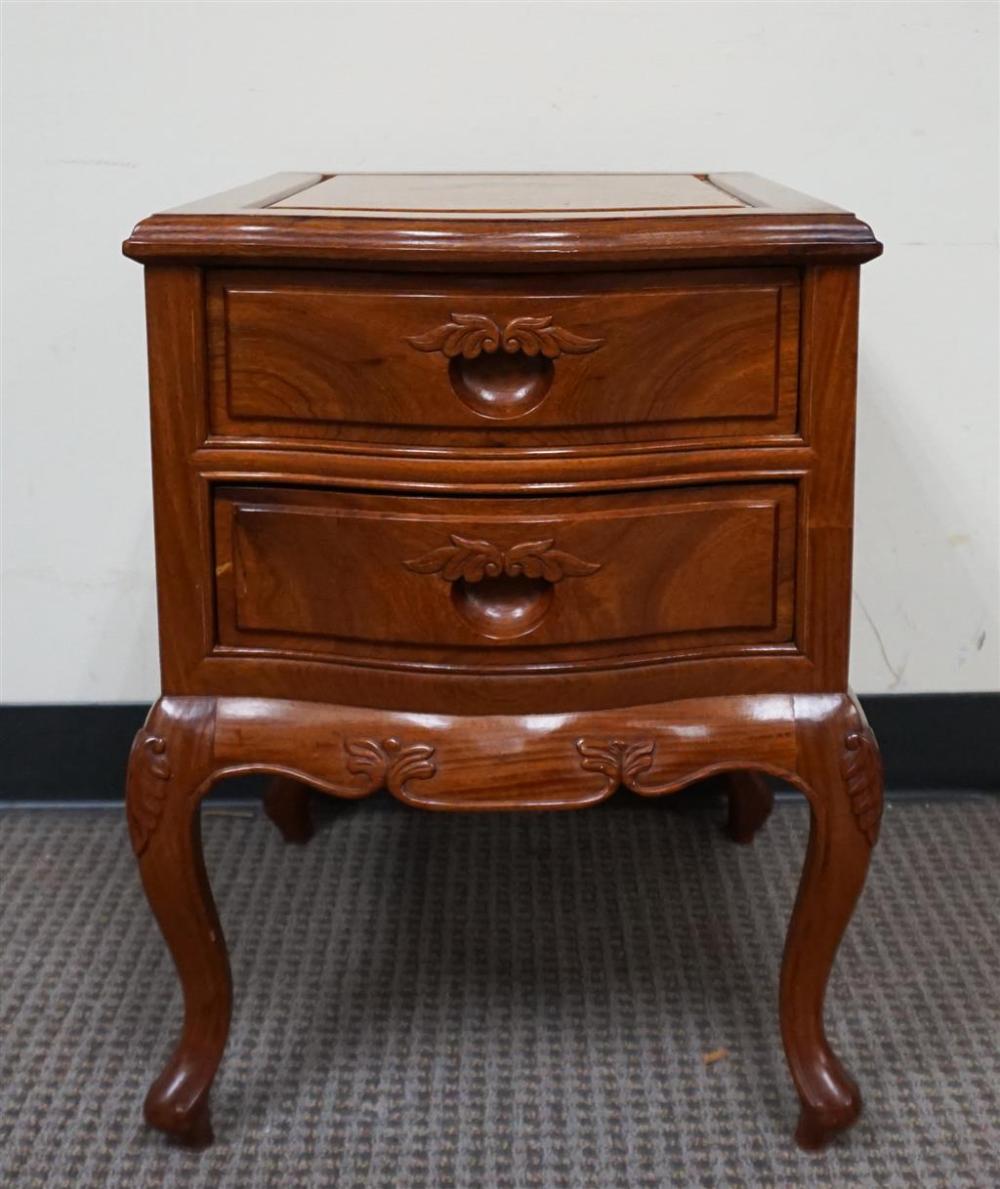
xmin=123 ymin=173 xmax=883 ymax=1150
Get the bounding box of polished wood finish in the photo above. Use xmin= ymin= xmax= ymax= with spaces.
xmin=124 ymin=173 xmax=882 ymax=1152
xmin=213 ymin=483 xmax=797 ymax=664
xmin=135 ymin=254 xmax=861 ymax=717
xmin=125 ymin=698 xmax=229 ymax=1148
xmin=123 ymin=172 xmax=881 ymax=268
xmin=127 ymin=692 xmax=882 ymax=1146
xmin=207 ymin=268 xmax=800 ymax=446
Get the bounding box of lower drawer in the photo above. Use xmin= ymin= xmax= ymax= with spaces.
xmin=212 ymin=483 xmax=797 ymax=672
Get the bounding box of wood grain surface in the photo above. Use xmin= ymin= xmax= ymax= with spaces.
xmin=124 ymin=171 xmax=883 ymax=1152
xmin=207 ymin=268 xmax=799 ymax=446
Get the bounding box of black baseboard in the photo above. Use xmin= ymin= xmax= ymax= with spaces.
xmin=0 ymin=695 xmax=996 ymax=803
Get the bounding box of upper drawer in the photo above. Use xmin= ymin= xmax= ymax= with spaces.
xmin=206 ymin=269 xmax=800 ymax=448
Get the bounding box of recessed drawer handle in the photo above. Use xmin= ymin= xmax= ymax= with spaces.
xmin=406 ymin=313 xmax=603 ymax=420
xmin=405 ymin=534 xmax=601 ymax=640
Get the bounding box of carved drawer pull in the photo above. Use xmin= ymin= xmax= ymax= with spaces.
xmin=405 ymin=535 xmax=601 ymax=583
xmin=405 ymin=534 xmax=601 ymax=640
xmin=406 ymin=313 xmax=603 ymax=421
xmin=407 ymin=313 xmax=604 ymax=360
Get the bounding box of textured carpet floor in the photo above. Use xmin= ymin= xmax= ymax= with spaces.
xmin=0 ymin=796 xmax=998 ymax=1188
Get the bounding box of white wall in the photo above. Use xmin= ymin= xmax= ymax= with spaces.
xmin=2 ymin=0 xmax=997 ymax=703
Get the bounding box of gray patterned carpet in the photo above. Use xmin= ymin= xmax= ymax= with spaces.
xmin=1 ymin=795 xmax=998 ymax=1188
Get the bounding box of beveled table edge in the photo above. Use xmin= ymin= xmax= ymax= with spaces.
xmin=123 ymin=172 xmax=881 ymax=267
xmin=123 ymin=211 xmax=882 ymax=268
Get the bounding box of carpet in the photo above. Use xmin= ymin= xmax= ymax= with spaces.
xmin=1 ymin=795 xmax=998 ymax=1187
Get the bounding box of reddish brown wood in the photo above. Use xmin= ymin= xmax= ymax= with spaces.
xmin=205 ymin=268 xmax=800 ymax=447
xmin=262 ymin=777 xmax=315 ymax=844
xmin=124 ymin=172 xmax=882 ymax=1150
xmin=122 ymin=172 xmax=882 ymax=269
xmin=212 ymin=483 xmax=797 ymax=666
xmin=124 ymin=691 xmax=881 ymax=1149
xmin=135 ymin=257 xmax=863 ymax=717
xmin=125 ymin=697 xmax=230 ymax=1147
xmin=723 ymin=771 xmax=775 ymax=844
xmin=780 ymin=696 xmax=884 ymax=1149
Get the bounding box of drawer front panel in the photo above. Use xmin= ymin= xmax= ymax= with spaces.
xmin=213 ymin=484 xmax=797 ymax=671
xmin=207 ymin=270 xmax=800 ymax=447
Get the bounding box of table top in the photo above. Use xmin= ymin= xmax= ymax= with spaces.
xmin=123 ymin=172 xmax=881 ymax=268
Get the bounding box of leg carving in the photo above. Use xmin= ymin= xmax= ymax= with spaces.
xmin=126 ymin=697 xmax=230 ymax=1148
xmin=782 ymin=694 xmax=884 ymax=1150
xmin=723 ymin=771 xmax=774 ymax=844
xmin=262 ymin=777 xmax=315 ymax=844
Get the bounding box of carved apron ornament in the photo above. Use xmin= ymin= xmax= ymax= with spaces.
xmin=345 ymin=738 xmax=437 ymax=798
xmin=577 ymin=738 xmax=659 ymax=796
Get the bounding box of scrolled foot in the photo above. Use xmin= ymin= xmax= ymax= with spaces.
xmin=145 ymin=1076 xmax=214 ymax=1148
xmin=795 ymin=1075 xmax=862 ymax=1149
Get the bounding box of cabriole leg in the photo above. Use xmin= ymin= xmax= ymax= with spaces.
xmin=782 ymin=694 xmax=883 ymax=1150
xmin=126 ymin=697 xmax=231 ymax=1147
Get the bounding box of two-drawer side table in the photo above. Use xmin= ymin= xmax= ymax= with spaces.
xmin=123 ymin=173 xmax=883 ymax=1151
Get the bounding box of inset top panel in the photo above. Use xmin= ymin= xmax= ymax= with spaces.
xmin=269 ymin=174 xmax=746 ymax=218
